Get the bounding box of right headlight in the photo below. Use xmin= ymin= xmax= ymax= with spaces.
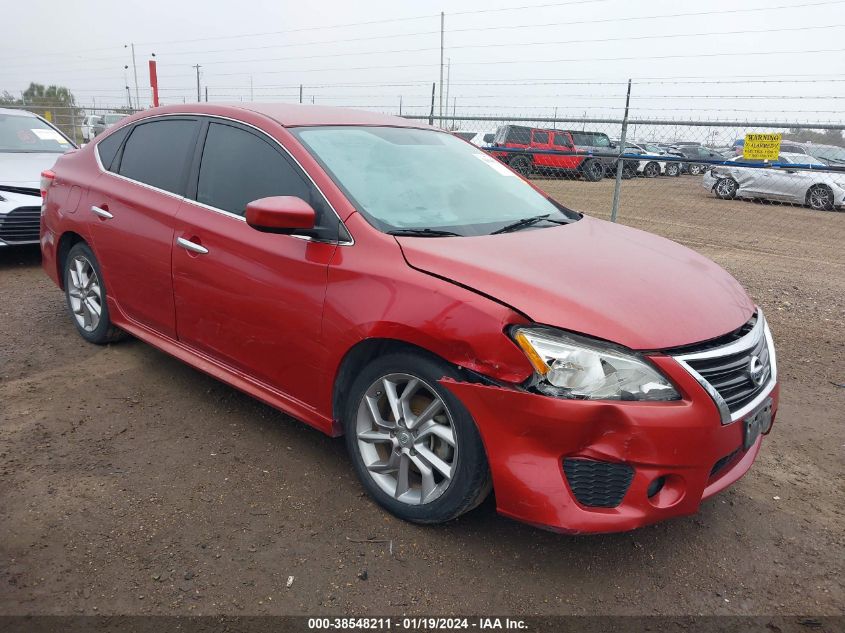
xmin=512 ymin=326 xmax=680 ymax=402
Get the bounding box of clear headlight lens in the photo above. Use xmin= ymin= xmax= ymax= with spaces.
xmin=513 ymin=327 xmax=680 ymax=401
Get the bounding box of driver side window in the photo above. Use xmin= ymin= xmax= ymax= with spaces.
xmin=196 ymin=121 xmax=338 ymax=239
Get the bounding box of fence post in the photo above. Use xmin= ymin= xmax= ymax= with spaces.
xmin=610 ymin=79 xmax=632 ymax=223
xmin=70 ymin=107 xmax=77 ymax=145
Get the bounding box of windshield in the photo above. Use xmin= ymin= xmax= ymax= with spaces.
xmin=294 ymin=126 xmax=578 ymax=236
xmin=806 ymin=145 xmax=845 ymax=163
xmin=0 ymin=113 xmax=74 ymax=153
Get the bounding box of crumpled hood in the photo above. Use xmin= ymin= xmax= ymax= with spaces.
xmin=396 ymin=215 xmax=755 ymax=350
xmin=0 ymin=152 xmax=62 ymax=188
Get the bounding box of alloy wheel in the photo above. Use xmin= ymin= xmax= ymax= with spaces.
xmin=716 ymin=178 xmax=737 ymax=198
xmin=355 ymin=373 xmax=458 ymax=505
xmin=808 ymin=186 xmax=833 ymax=210
xmin=67 ymin=255 xmax=103 ymax=332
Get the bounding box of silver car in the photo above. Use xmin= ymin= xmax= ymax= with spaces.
xmin=702 ymin=152 xmax=845 ymax=211
xmin=0 ymin=108 xmax=76 ymax=246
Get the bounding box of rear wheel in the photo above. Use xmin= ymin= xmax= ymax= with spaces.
xmin=714 ymin=177 xmax=739 ymax=200
xmin=665 ymin=163 xmax=680 ymax=177
xmin=343 ymin=352 xmax=491 ymax=524
xmin=581 ymin=159 xmax=604 ymax=182
xmin=508 ymin=155 xmax=532 ymax=177
xmin=63 ymin=242 xmax=125 ymax=344
xmin=806 ymin=184 xmax=834 ymax=211
xmin=643 ymin=161 xmax=660 ymax=178
xmin=688 ymin=163 xmax=705 ymax=176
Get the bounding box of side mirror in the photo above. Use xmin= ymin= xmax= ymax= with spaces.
xmin=245 ymin=196 xmax=316 ymax=235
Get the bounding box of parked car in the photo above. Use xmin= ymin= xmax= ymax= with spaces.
xmin=81 ymin=115 xmax=100 ymax=143
xmin=41 ymin=104 xmax=779 ymax=533
xmin=0 ymin=108 xmax=75 ymax=247
xmin=92 ymin=113 xmax=129 ymax=137
xmin=801 ymin=143 xmax=845 ymax=166
xmin=486 ymin=125 xmax=609 ymax=181
xmin=703 ymin=152 xmax=844 ymax=211
xmin=675 ymin=145 xmax=727 ymax=175
xmin=635 ymin=141 xmax=682 ymax=176
xmin=452 ymin=130 xmax=495 ymax=148
xmin=613 ymin=140 xmax=670 ymax=178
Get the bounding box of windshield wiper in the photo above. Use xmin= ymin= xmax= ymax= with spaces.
xmin=388 ymin=228 xmax=462 ymax=237
xmin=490 ymin=214 xmax=569 ymax=235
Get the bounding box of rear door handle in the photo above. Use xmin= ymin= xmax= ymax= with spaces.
xmin=91 ymin=205 xmax=113 ymax=219
xmin=176 ymin=237 xmax=209 ymax=255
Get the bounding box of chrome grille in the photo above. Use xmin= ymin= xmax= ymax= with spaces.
xmin=672 ymin=310 xmax=777 ymax=424
xmin=0 ymin=206 xmax=41 ymax=243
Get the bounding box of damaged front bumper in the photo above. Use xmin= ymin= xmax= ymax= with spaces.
xmin=442 ymin=356 xmax=779 ymax=534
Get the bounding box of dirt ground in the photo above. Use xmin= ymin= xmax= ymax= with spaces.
xmin=0 ymin=175 xmax=843 ymax=617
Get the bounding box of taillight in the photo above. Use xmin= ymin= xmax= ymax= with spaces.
xmin=40 ymin=169 xmax=55 ymax=215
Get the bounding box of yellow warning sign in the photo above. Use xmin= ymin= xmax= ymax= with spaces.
xmin=743 ymin=133 xmax=782 ymax=161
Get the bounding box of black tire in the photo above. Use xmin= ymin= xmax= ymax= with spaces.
xmin=508 ymin=155 xmax=532 ymax=177
xmin=581 ymin=159 xmax=604 ymax=182
xmin=714 ymin=177 xmax=739 ymax=200
xmin=343 ymin=351 xmax=492 ymax=524
xmin=621 ymin=161 xmax=637 ymax=179
xmin=63 ymin=242 xmax=125 ymax=344
xmin=665 ymin=163 xmax=680 ymax=177
xmin=806 ymin=184 xmax=835 ymax=211
xmin=643 ymin=161 xmax=660 ymax=178
xmin=688 ymin=163 xmax=704 ymax=176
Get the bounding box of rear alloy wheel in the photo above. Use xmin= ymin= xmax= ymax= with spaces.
xmin=688 ymin=163 xmax=704 ymax=176
xmin=64 ymin=242 xmax=124 ymax=344
xmin=344 ymin=353 xmax=491 ymax=524
xmin=807 ymin=184 xmax=835 ymax=211
xmin=643 ymin=162 xmax=660 ymax=178
xmin=581 ymin=159 xmax=604 ymax=182
xmin=665 ymin=163 xmax=680 ymax=177
xmin=508 ymin=155 xmax=532 ymax=177
xmin=714 ymin=177 xmax=739 ymax=200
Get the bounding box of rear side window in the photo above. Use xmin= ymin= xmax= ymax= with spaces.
xmin=196 ymin=122 xmax=317 ymax=218
xmin=532 ymin=131 xmax=550 ymax=144
xmin=96 ymin=126 xmax=130 ymax=171
xmin=118 ymin=119 xmax=199 ymax=194
xmin=552 ymin=132 xmax=570 ymax=147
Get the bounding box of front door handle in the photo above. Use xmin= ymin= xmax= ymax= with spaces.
xmin=176 ymin=237 xmax=209 ymax=255
xmin=91 ymin=205 xmax=113 ymax=219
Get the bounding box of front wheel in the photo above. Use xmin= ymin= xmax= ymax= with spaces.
xmin=665 ymin=163 xmax=680 ymax=177
xmin=508 ymin=155 xmax=532 ymax=177
xmin=343 ymin=352 xmax=491 ymax=524
xmin=807 ymin=184 xmax=835 ymax=211
xmin=63 ymin=242 xmax=125 ymax=344
xmin=714 ymin=177 xmax=738 ymax=200
xmin=643 ymin=162 xmax=660 ymax=178
xmin=688 ymin=163 xmax=705 ymax=176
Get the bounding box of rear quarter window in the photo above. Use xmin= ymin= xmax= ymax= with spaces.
xmin=117 ymin=119 xmax=199 ymax=194
xmin=95 ymin=126 xmax=130 ymax=171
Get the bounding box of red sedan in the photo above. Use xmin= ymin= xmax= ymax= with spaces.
xmin=40 ymin=104 xmax=778 ymax=533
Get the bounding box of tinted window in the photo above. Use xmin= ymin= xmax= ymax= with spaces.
xmin=532 ymin=131 xmax=550 ymax=144
xmin=118 ymin=119 xmax=199 ymax=194
xmin=197 ymin=122 xmax=315 ymax=218
xmin=570 ymin=132 xmax=611 ymax=147
xmin=96 ymin=126 xmax=130 ymax=171
xmin=503 ymin=126 xmax=531 ymax=144
xmin=552 ymin=132 xmax=570 ymax=147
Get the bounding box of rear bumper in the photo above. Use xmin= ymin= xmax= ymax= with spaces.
xmin=443 ymin=356 xmax=779 ymax=534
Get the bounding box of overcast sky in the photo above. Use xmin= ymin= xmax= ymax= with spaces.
xmin=2 ymin=0 xmax=843 ymax=130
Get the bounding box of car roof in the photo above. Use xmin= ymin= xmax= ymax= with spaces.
xmin=126 ymin=102 xmax=428 ymax=129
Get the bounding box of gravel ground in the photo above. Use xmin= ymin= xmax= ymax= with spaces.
xmin=0 ymin=175 xmax=843 ymax=617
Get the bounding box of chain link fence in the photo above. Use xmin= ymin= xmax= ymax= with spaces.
xmin=1 ymin=104 xmax=141 ymax=145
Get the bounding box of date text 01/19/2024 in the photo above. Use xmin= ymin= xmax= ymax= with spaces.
xmin=307 ymin=617 xmax=529 ymax=630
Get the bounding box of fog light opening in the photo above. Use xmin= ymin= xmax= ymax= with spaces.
xmin=647 ymin=476 xmax=666 ymax=499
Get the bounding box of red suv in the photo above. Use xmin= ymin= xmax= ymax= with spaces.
xmin=40 ymin=104 xmax=778 ymax=533
xmin=486 ymin=125 xmax=610 ymax=181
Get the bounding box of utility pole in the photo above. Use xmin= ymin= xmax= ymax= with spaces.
xmin=399 ymin=95 xmax=403 ymax=116
xmin=439 ymin=11 xmax=444 ymax=127
xmin=250 ymin=76 xmax=254 ymax=101
xmin=429 ymin=82 xmax=435 ymax=126
xmin=299 ymin=84 xmax=303 ymax=104
xmin=205 ymin=86 xmax=208 ymax=102
xmin=193 ymin=65 xmax=201 ymax=102
xmin=444 ymin=58 xmax=451 ymax=128
xmin=127 ymin=44 xmax=140 ymax=110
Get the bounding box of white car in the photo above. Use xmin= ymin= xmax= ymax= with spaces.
xmin=0 ymin=108 xmax=76 ymax=246
xmin=702 ymin=152 xmax=845 ymax=211
xmin=617 ymin=141 xmax=673 ymax=177
xmin=80 ymin=114 xmax=100 ymax=143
